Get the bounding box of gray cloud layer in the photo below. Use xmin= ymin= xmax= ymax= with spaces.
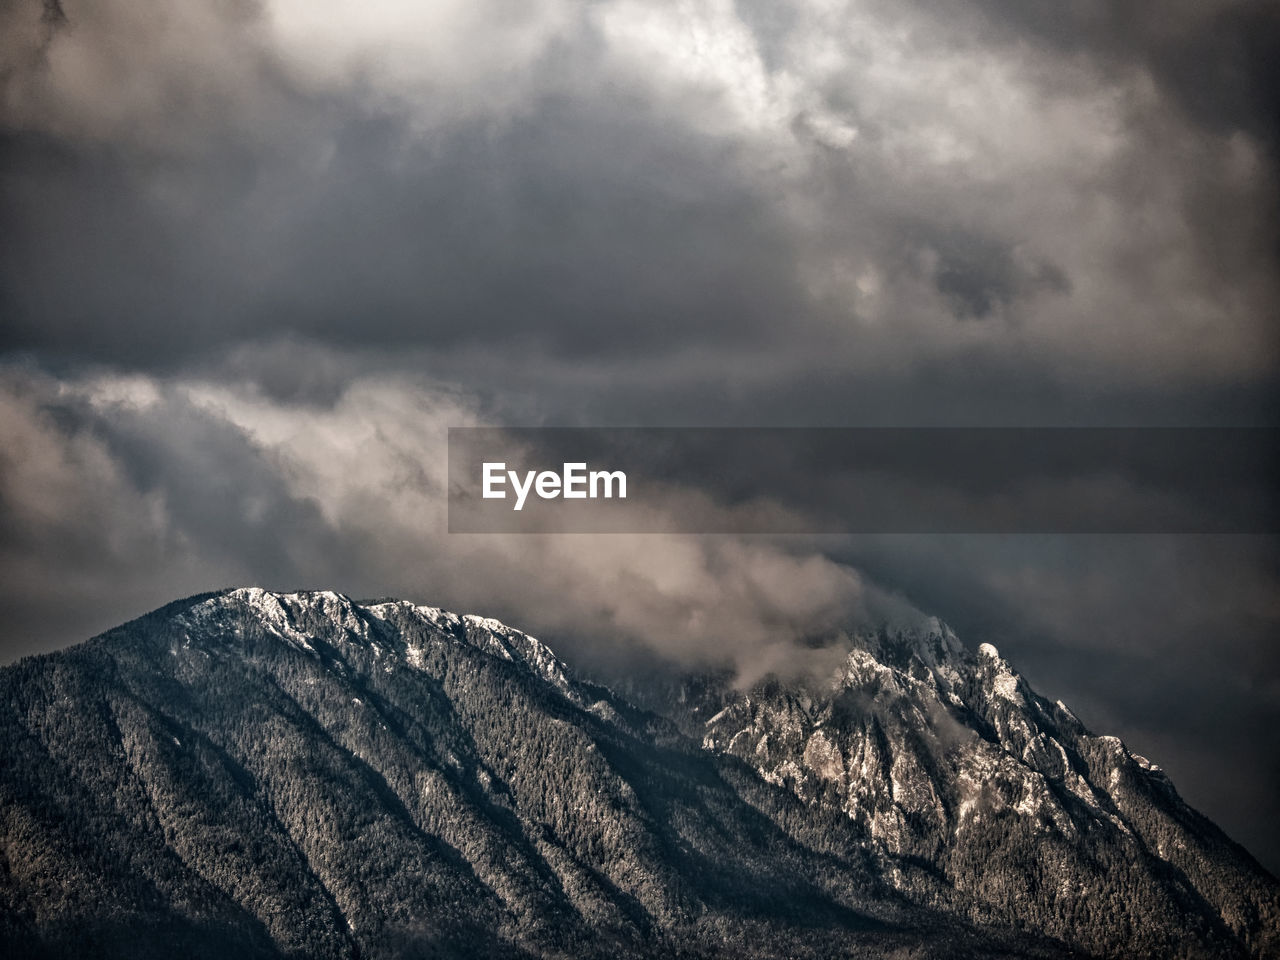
xmin=3 ymin=0 xmax=1277 ymax=406
xmin=1 ymin=0 xmax=1277 ymax=869
xmin=0 ymin=364 xmax=886 ymax=677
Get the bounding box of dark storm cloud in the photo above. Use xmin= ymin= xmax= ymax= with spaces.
xmin=0 ymin=99 xmax=805 ymax=367
xmin=950 ymin=0 xmax=1280 ymax=313
xmin=2 ymin=0 xmax=1276 ymax=400
xmin=957 ymin=0 xmax=1280 ymax=148
xmin=915 ymin=226 xmax=1071 ymax=322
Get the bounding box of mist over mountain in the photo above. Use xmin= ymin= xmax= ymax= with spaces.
xmin=1 ymin=589 xmax=1275 ymax=958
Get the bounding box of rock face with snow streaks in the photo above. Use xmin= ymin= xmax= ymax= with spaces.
xmin=686 ymin=623 xmax=1278 ymax=959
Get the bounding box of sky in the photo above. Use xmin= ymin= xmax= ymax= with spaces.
xmin=1 ymin=0 xmax=1278 ymax=869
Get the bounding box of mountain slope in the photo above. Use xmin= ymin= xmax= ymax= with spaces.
xmin=663 ymin=621 xmax=1280 ymax=959
xmin=1 ymin=588 xmax=1077 ymax=960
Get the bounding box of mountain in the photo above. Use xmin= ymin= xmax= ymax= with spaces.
xmin=645 ymin=621 xmax=1280 ymax=959
xmin=0 ymin=589 xmax=1275 ymax=958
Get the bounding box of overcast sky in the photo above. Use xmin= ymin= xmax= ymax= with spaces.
xmin=2 ymin=0 xmax=1278 ymax=870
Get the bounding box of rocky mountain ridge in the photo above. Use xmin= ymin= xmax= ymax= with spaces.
xmin=661 ymin=620 xmax=1280 ymax=958
xmin=1 ymin=588 xmax=1276 ymax=958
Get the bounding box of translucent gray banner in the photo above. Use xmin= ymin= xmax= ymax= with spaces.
xmin=448 ymin=428 xmax=1279 ymax=533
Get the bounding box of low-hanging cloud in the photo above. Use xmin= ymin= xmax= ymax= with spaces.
xmin=0 ymin=361 xmax=900 ymax=685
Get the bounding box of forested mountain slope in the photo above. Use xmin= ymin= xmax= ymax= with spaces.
xmin=1 ymin=589 xmax=1274 ymax=958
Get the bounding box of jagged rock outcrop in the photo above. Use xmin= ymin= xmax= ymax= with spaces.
xmin=677 ymin=622 xmax=1279 ymax=959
